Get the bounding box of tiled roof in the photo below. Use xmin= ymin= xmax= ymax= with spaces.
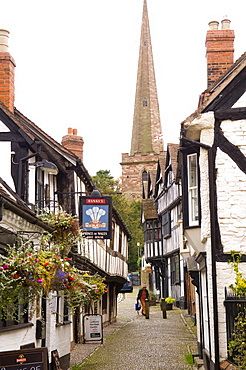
xmin=142 ymin=199 xmax=157 ymax=220
xmin=168 ymin=143 xmax=179 ymax=179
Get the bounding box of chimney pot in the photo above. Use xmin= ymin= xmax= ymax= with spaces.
xmin=0 ymin=29 xmax=9 ymax=52
xmin=208 ymin=21 xmax=219 ymax=30
xmin=221 ymin=19 xmax=231 ymax=30
xmin=206 ymin=19 xmax=234 ymax=88
xmin=62 ymin=128 xmax=84 ymax=161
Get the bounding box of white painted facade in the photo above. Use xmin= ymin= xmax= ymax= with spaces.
xmin=0 ymin=115 xmax=129 ymax=369
xmin=184 ymin=111 xmax=246 ymax=364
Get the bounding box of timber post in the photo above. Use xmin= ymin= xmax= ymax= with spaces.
xmin=160 ymin=299 xmax=167 ymax=319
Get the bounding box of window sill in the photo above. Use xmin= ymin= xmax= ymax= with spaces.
xmin=56 ymin=321 xmax=72 ymax=327
xmin=0 ymin=322 xmax=33 ymax=333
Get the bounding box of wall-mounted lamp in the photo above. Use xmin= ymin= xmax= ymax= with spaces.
xmin=29 ymin=159 xmax=58 ymax=175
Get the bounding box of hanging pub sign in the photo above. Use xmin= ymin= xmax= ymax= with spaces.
xmin=79 ymin=195 xmax=112 ymax=240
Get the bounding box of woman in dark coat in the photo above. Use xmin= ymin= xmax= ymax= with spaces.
xmin=137 ymin=284 xmax=149 ymax=315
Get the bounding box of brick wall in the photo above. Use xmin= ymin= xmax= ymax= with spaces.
xmin=121 ymin=151 xmax=163 ymax=200
xmin=61 ymin=128 xmax=84 ymax=160
xmin=0 ymin=52 xmax=15 ymax=112
xmin=206 ymin=20 xmax=234 ymax=88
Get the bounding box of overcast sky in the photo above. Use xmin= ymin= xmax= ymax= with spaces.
xmin=1 ymin=0 xmax=245 ymax=179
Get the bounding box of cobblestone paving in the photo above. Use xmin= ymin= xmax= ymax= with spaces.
xmin=70 ymin=288 xmax=198 ymax=369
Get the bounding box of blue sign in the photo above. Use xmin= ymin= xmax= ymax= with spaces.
xmin=79 ymin=196 xmax=112 ymax=239
xmin=82 ymin=205 xmax=109 ymax=231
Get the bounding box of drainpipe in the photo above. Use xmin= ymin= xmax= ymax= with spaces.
xmin=0 ymin=198 xmax=3 ymax=221
xmin=208 ymin=148 xmax=220 ymax=370
xmin=181 ymin=135 xmax=220 ymax=368
xmin=17 ymin=151 xmax=40 ymax=197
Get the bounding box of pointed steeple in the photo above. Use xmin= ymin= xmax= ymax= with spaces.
xmin=121 ymin=0 xmax=165 ymax=200
xmin=130 ymin=0 xmax=163 ymax=156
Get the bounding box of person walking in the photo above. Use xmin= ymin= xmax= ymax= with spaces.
xmin=137 ymin=284 xmax=149 ymax=316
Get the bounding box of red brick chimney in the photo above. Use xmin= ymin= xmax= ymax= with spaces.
xmin=0 ymin=29 xmax=15 ymax=112
xmin=61 ymin=128 xmax=84 ymax=161
xmin=206 ymin=19 xmax=235 ymax=88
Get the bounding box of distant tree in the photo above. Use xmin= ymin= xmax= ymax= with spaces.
xmin=92 ymin=170 xmax=144 ymax=271
xmin=92 ymin=170 xmax=120 ymax=195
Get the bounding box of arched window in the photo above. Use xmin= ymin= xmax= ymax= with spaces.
xmin=142 ymin=170 xmax=148 ymax=182
xmin=143 ymin=98 xmax=147 ymax=107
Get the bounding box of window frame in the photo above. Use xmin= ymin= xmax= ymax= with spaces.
xmin=162 ymin=211 xmax=171 ymax=239
xmin=182 ymin=148 xmax=201 ymax=229
xmin=0 ymin=302 xmax=29 ymax=331
xmin=187 ymin=153 xmax=199 ymax=226
xmin=170 ymin=254 xmax=180 ymax=285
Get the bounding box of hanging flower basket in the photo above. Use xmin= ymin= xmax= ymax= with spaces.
xmin=39 ymin=209 xmax=83 ymax=257
xmin=0 ymin=209 xmax=107 ymax=321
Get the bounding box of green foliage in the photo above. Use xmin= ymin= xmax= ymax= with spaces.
xmin=148 ymin=290 xmax=157 ymax=300
xmin=92 ymin=170 xmax=144 ymax=271
xmin=92 ymin=170 xmax=120 ymax=194
xmin=227 ymin=251 xmax=246 ymax=368
xmin=184 ymin=353 xmax=194 ymax=366
xmin=39 ymin=208 xmax=83 ymax=257
xmin=165 ymin=297 xmax=176 ymax=304
xmin=228 ymin=251 xmax=246 ymax=296
xmin=0 ymin=210 xmax=107 ymax=321
xmin=228 ymin=310 xmax=246 ymax=368
xmin=117 ymin=199 xmax=144 ymax=272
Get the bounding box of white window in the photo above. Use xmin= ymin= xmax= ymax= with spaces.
xmin=187 ymin=154 xmax=199 ymax=226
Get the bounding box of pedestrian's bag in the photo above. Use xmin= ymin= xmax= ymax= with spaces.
xmin=135 ymin=301 xmax=141 ymax=311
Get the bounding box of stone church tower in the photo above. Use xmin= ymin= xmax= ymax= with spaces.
xmin=121 ymin=0 xmax=164 ymax=200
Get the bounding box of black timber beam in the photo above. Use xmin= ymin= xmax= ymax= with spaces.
xmin=215 ymin=107 xmax=246 ymax=120
xmin=203 ymin=67 xmax=246 ymax=111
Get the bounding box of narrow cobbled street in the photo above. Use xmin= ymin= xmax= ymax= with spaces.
xmin=70 ymin=287 xmax=198 ymax=369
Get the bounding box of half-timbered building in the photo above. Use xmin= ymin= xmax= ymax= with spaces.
xmin=0 ymin=29 xmax=130 ymax=369
xmin=142 ymin=144 xmax=188 ymax=307
xmin=178 ymin=19 xmax=246 ymax=369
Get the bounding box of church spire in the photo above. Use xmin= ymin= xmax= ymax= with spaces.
xmin=121 ymin=0 xmax=165 ymax=200
xmin=130 ymin=0 xmax=163 ymax=156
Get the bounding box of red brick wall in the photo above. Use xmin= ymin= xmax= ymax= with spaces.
xmin=206 ymin=29 xmax=234 ymax=87
xmin=0 ymin=52 xmax=15 ymax=112
xmin=121 ymin=151 xmax=163 ymax=200
xmin=61 ymin=128 xmax=84 ymax=160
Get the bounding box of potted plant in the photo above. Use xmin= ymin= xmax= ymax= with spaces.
xmin=148 ymin=290 xmax=157 ymax=306
xmin=165 ymin=297 xmax=176 ymax=310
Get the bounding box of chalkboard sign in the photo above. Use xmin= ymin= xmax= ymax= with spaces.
xmin=0 ymin=347 xmax=48 ymax=370
xmin=51 ymin=350 xmax=62 ymax=370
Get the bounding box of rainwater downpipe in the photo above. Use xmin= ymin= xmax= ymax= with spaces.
xmin=182 ymin=136 xmax=220 ymax=369
xmin=208 ymin=147 xmax=220 ymax=370
xmin=0 ymin=198 xmax=3 ymax=221
xmin=17 ymin=152 xmax=40 ymax=197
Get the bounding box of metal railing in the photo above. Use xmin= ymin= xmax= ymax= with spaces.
xmin=224 ymin=288 xmax=246 ymax=363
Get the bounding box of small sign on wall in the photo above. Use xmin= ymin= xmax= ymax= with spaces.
xmin=83 ymin=314 xmax=103 ymax=343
